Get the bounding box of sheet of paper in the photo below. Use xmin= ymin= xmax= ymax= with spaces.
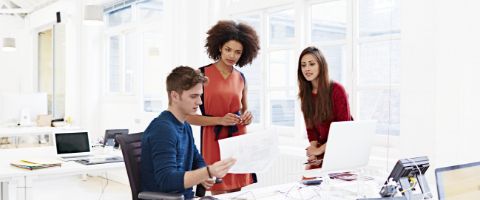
xmin=218 ymin=131 xmax=278 ymax=173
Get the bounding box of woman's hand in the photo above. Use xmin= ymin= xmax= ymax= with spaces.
xmin=239 ymin=110 xmax=253 ymax=125
xmin=306 ymin=144 xmax=324 ymax=157
xmin=306 ymin=155 xmax=323 ymax=165
xmin=218 ymin=113 xmax=241 ymax=126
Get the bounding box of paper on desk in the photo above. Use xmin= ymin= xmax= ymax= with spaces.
xmin=219 ymin=131 xmax=278 ymax=173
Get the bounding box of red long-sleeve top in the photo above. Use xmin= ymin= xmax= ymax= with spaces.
xmin=306 ymin=82 xmax=352 ymax=144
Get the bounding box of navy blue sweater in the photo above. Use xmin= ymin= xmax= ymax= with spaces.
xmin=141 ymin=111 xmax=206 ymax=199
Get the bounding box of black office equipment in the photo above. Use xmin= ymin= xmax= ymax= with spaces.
xmin=358 ymin=156 xmax=433 ymax=200
xmin=56 ymin=11 xmax=61 ymax=23
xmin=302 ymin=179 xmax=322 ymax=186
xmin=104 ymin=129 xmax=128 ymax=148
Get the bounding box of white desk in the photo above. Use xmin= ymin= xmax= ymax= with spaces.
xmin=0 ymin=147 xmax=124 ymax=200
xmin=215 ymin=171 xmax=385 ymax=200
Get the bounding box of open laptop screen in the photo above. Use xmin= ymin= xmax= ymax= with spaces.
xmin=55 ymin=131 xmax=90 ymax=155
xmin=435 ymin=161 xmax=480 ymax=200
xmin=302 ymin=120 xmax=376 ymax=178
xmin=104 ymin=129 xmax=128 ymax=148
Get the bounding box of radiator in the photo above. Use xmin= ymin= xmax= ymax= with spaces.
xmin=247 ymin=152 xmax=306 ymax=189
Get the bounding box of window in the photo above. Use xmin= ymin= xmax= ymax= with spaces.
xmin=137 ymin=0 xmax=164 ymax=20
xmin=310 ymin=0 xmax=347 ymax=85
xmin=356 ymin=0 xmax=400 ymax=135
xmin=107 ymin=6 xmax=132 ymax=27
xmin=105 ymin=0 xmax=166 ymax=100
xmin=106 ymin=33 xmax=136 ymax=95
xmin=142 ymin=31 xmax=169 ymax=112
xmin=230 ymin=0 xmax=401 ymax=140
xmin=267 ymin=9 xmax=297 ymax=133
xmin=236 ymin=15 xmax=263 ymax=127
xmin=235 ymin=8 xmax=298 ymax=135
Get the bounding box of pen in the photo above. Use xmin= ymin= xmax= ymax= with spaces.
xmin=303 ymin=159 xmax=323 ymax=165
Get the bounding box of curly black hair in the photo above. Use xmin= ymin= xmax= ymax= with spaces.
xmin=205 ymin=20 xmax=260 ymax=67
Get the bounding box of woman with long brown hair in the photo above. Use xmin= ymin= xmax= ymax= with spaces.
xmin=297 ymin=46 xmax=352 ymax=170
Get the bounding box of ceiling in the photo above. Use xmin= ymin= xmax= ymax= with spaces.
xmin=0 ymin=0 xmax=58 ymax=18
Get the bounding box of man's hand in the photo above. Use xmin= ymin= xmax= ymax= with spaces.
xmin=209 ymin=158 xmax=236 ymax=178
xmin=218 ymin=113 xmax=241 ymax=126
xmin=200 ymin=179 xmax=215 ymax=189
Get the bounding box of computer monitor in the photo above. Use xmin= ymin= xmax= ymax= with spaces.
xmin=387 ymin=156 xmax=430 ymax=183
xmin=0 ymin=93 xmax=48 ymax=125
xmin=303 ymin=120 xmax=376 ymax=178
xmin=103 ymin=129 xmax=128 ymax=148
xmin=435 ymin=161 xmax=480 ymax=200
xmin=54 ymin=130 xmax=91 ymax=159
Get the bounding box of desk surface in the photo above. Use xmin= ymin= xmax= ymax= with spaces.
xmin=215 ymin=181 xmax=380 ymax=200
xmin=214 ymin=176 xmax=382 ymax=200
xmin=0 ymin=146 xmax=124 ymax=179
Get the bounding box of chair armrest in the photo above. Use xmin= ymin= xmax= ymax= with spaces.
xmin=138 ymin=191 xmax=184 ymax=200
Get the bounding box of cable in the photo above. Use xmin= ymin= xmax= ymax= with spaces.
xmin=399 ymin=177 xmax=416 ymax=194
xmin=98 ymin=172 xmax=109 ymax=200
xmin=405 ymin=158 xmax=433 ymax=199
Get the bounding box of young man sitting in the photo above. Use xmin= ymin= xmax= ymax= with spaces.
xmin=141 ymin=66 xmax=236 ymax=199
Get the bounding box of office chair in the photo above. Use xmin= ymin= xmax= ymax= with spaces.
xmin=117 ymin=132 xmax=184 ymax=200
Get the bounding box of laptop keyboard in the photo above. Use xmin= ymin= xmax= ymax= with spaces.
xmin=74 ymin=156 xmax=123 ymax=165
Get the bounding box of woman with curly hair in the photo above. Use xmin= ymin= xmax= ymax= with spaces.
xmin=186 ymin=20 xmax=260 ymax=194
xmin=297 ymin=46 xmax=352 ymax=170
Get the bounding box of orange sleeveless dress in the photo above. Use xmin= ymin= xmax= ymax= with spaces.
xmin=199 ymin=64 xmax=255 ymax=191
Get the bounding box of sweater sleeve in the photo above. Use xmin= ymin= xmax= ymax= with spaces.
xmin=306 ymin=127 xmax=319 ymax=142
xmin=148 ymin=123 xmax=186 ymax=193
xmin=332 ymin=83 xmax=352 ymax=121
xmin=189 ymin=126 xmax=206 ymax=169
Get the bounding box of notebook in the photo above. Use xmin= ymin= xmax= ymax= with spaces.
xmin=54 ymin=130 xmax=123 ymax=164
xmin=435 ymin=161 xmax=480 ymax=200
xmin=303 ymin=120 xmax=377 ymax=178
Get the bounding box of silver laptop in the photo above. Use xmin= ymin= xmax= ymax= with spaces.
xmin=54 ymin=130 xmax=123 ymax=164
xmin=54 ymin=130 xmax=92 ymax=160
xmin=435 ymin=161 xmax=480 ymax=200
xmin=303 ymin=120 xmax=376 ymax=177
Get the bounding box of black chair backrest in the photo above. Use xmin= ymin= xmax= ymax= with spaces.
xmin=117 ymin=132 xmax=143 ymax=200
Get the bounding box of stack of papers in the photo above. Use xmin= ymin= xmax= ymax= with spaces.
xmin=218 ymin=131 xmax=278 ymax=173
xmin=10 ymin=159 xmax=62 ymax=170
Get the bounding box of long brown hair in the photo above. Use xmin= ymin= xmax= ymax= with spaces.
xmin=297 ymin=46 xmax=332 ymax=128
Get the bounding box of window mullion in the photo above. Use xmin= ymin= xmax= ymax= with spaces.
xmin=121 ymin=34 xmax=126 ymax=94
xmin=351 ymin=0 xmax=359 ymax=118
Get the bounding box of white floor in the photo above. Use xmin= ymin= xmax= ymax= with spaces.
xmin=33 ymin=175 xmax=131 ymax=200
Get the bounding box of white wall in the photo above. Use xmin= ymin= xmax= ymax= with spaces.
xmin=401 ymin=0 xmax=480 ymax=169
xmin=0 ymin=15 xmax=32 ymax=93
